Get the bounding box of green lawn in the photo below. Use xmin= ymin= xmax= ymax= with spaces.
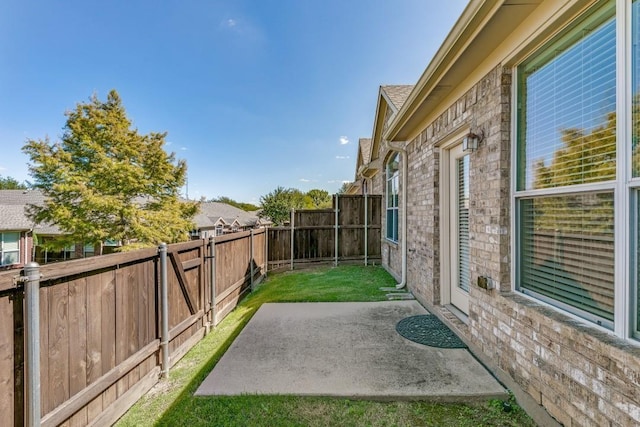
xmin=116 ymin=265 xmax=535 ymax=427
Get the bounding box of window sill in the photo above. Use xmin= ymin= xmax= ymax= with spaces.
xmin=384 ymin=239 xmax=399 ymax=248
xmin=504 ymin=291 xmax=640 ymax=349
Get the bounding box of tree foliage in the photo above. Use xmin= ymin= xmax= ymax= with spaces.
xmin=210 ymin=196 xmax=259 ymax=212
xmin=531 ymin=111 xmax=616 ymax=233
xmin=0 ymin=175 xmax=28 ymax=189
xmin=306 ymin=189 xmax=331 ymax=208
xmin=259 ymin=187 xmax=338 ymax=225
xmin=258 ymin=187 xmax=308 ymax=225
xmin=337 ymin=182 xmax=352 ymax=194
xmin=22 ymin=90 xmax=198 ymax=251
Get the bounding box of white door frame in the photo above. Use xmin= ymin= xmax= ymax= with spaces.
xmin=439 ymin=128 xmax=471 ymax=314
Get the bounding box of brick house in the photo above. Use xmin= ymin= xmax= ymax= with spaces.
xmin=356 ymin=1 xmax=640 ymax=425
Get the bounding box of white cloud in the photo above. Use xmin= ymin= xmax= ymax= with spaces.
xmin=299 ymin=178 xmax=311 ymax=182
xmin=166 ymin=141 xmax=173 ymax=146
xmin=220 ymin=18 xmax=241 ymax=32
xmin=180 ymin=146 xmax=188 ymax=151
xmin=339 ymin=136 xmax=349 ymax=145
xmin=0 ymin=166 xmax=6 ymax=171
xmin=218 ymin=16 xmax=265 ymax=45
xmin=335 ymin=155 xmax=350 ymax=160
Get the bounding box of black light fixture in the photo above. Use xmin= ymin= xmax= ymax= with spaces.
xmin=462 ymin=130 xmax=484 ymax=152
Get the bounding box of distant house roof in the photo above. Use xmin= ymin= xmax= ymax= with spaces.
xmin=0 ymin=189 xmax=61 ymax=234
xmin=195 ymin=202 xmax=265 ymax=229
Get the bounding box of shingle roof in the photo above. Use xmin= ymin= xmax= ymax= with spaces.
xmin=0 ymin=189 xmax=47 ymax=205
xmin=195 ymin=202 xmax=262 ymax=228
xmin=381 ymin=85 xmax=414 ymax=111
xmin=0 ymin=189 xmax=61 ymax=234
xmin=358 ymin=138 xmax=373 ymax=165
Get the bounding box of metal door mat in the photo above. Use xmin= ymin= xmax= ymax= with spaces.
xmin=396 ymin=315 xmax=467 ymax=348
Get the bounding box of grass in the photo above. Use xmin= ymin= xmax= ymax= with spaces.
xmin=116 ymin=265 xmax=536 ymax=427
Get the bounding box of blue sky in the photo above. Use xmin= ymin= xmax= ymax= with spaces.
xmin=0 ymin=0 xmax=467 ymax=204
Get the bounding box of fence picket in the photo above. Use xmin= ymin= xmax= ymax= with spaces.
xmin=268 ymin=195 xmax=381 ymax=269
xmin=1 ymin=196 xmax=376 ymax=425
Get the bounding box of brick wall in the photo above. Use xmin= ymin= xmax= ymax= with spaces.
xmin=390 ymin=64 xmax=640 ymax=426
xmin=405 ymin=128 xmax=440 ymax=304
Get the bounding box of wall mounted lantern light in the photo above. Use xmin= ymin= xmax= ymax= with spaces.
xmin=462 ymin=130 xmax=484 ymax=153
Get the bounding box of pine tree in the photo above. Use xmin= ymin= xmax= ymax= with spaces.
xmin=22 ymin=90 xmax=198 ymax=252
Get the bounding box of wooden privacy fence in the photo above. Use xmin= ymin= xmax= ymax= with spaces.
xmin=268 ymin=194 xmax=382 ymax=269
xmin=0 ymin=229 xmax=266 ymax=427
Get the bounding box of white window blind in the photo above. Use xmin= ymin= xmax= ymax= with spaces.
xmin=457 ymin=156 xmax=470 ymax=292
xmin=634 ymin=0 xmax=640 ymax=178
xmin=516 ymin=4 xmax=616 ymax=328
xmin=386 ymin=153 xmax=400 ymax=242
xmin=518 ymin=14 xmax=616 ymax=191
xmin=519 ymin=193 xmax=614 ymax=325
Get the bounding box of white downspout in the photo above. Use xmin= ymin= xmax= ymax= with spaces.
xmin=389 ymin=143 xmax=408 ymax=290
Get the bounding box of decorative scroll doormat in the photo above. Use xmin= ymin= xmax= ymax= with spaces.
xmin=396 ymin=315 xmax=467 ymax=348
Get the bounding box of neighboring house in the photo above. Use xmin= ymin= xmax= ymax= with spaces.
xmin=355 ymin=1 xmax=640 ymax=425
xmin=192 ymin=202 xmax=268 ymax=239
xmin=0 ymin=189 xmax=121 ymax=269
xmin=345 ymin=137 xmax=374 ymax=195
xmin=0 ymin=189 xmax=74 ymax=269
xmin=0 ymin=190 xmax=41 ymax=270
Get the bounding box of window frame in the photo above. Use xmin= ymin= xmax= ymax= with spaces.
xmin=0 ymin=232 xmax=21 ymax=266
xmin=385 ymin=152 xmax=400 ymax=243
xmin=512 ymin=0 xmax=640 ymax=337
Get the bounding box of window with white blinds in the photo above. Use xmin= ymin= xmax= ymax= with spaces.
xmin=516 ymin=3 xmax=617 ymax=328
xmin=636 ymin=194 xmax=640 ymax=334
xmin=386 ymin=153 xmax=400 ymax=242
xmin=457 ymin=156 xmax=470 ymax=292
xmin=519 ymin=193 xmax=615 ymax=326
xmin=633 ymin=0 xmax=640 ymax=337
xmin=517 ymin=12 xmax=616 ymax=191
xmin=634 ymin=0 xmax=640 ymax=178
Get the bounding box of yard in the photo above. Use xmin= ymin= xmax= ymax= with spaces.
xmin=116 ymin=265 xmax=535 ymax=426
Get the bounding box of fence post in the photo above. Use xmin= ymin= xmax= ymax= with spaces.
xmin=265 ymin=227 xmax=269 ymax=276
xmin=159 ymin=243 xmax=170 ymax=378
xmin=250 ymin=229 xmax=255 ymax=291
xmin=24 ymin=262 xmax=41 ymax=427
xmin=290 ymin=209 xmax=295 ymax=271
xmin=334 ymin=193 xmax=339 ymax=267
xmin=364 ymin=192 xmax=368 ymax=266
xmin=208 ymin=237 xmax=216 ymax=327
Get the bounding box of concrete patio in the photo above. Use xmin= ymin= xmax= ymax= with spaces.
xmin=196 ymin=300 xmax=507 ymax=401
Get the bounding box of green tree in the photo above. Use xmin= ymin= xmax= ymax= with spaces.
xmin=22 ymin=90 xmax=198 ymax=252
xmin=306 ymin=189 xmax=332 ymax=208
xmin=532 ymin=111 xmax=616 ymax=233
xmin=259 ymin=186 xmax=307 ymax=225
xmin=0 ymin=175 xmax=28 ymax=189
xmin=338 ymin=181 xmax=352 ymax=194
xmin=211 ymin=196 xmax=259 ymax=212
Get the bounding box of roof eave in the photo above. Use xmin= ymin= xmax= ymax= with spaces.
xmin=370 ymin=87 xmax=389 ymax=161
xmin=358 ymin=164 xmax=379 ymax=179
xmin=384 ymin=0 xmax=503 ymax=142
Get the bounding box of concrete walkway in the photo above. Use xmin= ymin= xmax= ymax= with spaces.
xmin=196 ymin=301 xmax=507 ymax=401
